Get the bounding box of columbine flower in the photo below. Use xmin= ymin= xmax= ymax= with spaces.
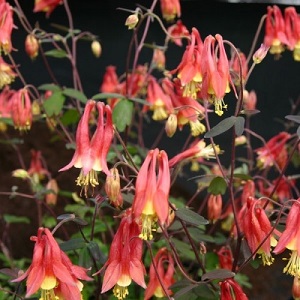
xmin=255 ymin=132 xmax=291 ymax=170
xmin=33 ymin=0 xmax=63 ymax=17
xmin=144 ymin=76 xmax=173 ymax=121
xmin=144 ymin=247 xmax=175 ymax=299
xmin=243 ymin=89 xmax=257 ymax=111
xmin=12 ymin=227 xmax=92 ymax=300
xmin=273 ymin=198 xmax=300 ymax=277
xmin=27 ymin=149 xmax=49 ymax=184
xmin=264 ymin=5 xmax=289 ymax=56
xmin=0 ymin=0 xmax=14 ymax=54
xmin=230 ymin=50 xmax=248 ymax=84
xmin=10 ymin=88 xmax=32 ymax=132
xmin=0 ymin=56 xmax=16 ymax=88
xmin=0 ymin=86 xmax=13 ymax=118
xmin=242 ymin=197 xmax=278 ymax=266
xmin=169 ymin=139 xmax=221 ymax=168
xmin=132 ymin=149 xmax=170 ymax=240
xmin=100 ymin=209 xmax=146 ymax=300
xmin=252 ymin=44 xmax=269 ymax=64
xmin=217 ymin=246 xmax=233 ymax=270
xmin=201 ymin=34 xmax=232 ymax=116
xmin=159 ymin=0 xmax=181 ymax=21
xmin=284 ymin=6 xmax=300 ymax=61
xmin=167 ymin=20 xmax=189 ymax=47
xmin=220 ymin=278 xmax=248 ymax=300
xmin=59 ymin=100 xmax=114 ymax=197
xmin=174 ymin=27 xmax=203 ymax=99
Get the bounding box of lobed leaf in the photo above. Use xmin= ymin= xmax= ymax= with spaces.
xmin=204 ymin=116 xmax=237 ymax=138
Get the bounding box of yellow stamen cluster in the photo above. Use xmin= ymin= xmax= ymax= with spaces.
xmin=260 ymin=252 xmax=274 ymax=266
xmin=283 ymin=250 xmax=300 ymax=277
xmin=139 ymin=214 xmax=157 ymax=240
xmin=113 ymin=284 xmax=129 ymax=300
xmin=189 ymin=120 xmax=206 ymax=136
xmin=40 ymin=289 xmax=59 ymax=300
xmin=211 ymin=97 xmax=227 ymax=116
xmin=182 ymin=81 xmax=200 ymax=99
xmin=76 ymin=169 xmax=99 ymax=197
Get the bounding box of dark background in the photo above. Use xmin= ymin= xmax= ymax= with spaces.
xmin=2 ymin=1 xmax=299 ymax=299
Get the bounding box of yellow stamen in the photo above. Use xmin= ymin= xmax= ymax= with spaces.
xmin=259 ymin=252 xmax=274 ymax=266
xmin=189 ymin=120 xmax=206 ymax=136
xmin=182 ymin=81 xmax=200 ymax=99
xmin=76 ymin=169 xmax=99 ymax=197
xmin=283 ymin=250 xmax=300 ymax=277
xmin=139 ymin=214 xmax=157 ymax=240
xmin=113 ymin=284 xmax=129 ymax=300
xmin=40 ymin=289 xmax=59 ymax=300
xmin=212 ymin=97 xmax=227 ymax=116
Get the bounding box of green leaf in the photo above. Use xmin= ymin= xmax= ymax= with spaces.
xmin=60 ymin=109 xmax=80 ymax=126
xmin=62 ymin=88 xmax=87 ymax=103
xmin=112 ymin=99 xmax=134 ymax=132
xmin=87 ymin=241 xmax=106 ymax=264
xmin=175 ymin=207 xmax=209 ymax=226
xmin=3 ymin=214 xmax=30 ymax=224
xmin=92 ymin=92 xmax=125 ymax=100
xmin=45 ymin=49 xmax=68 ymax=58
xmin=38 ymin=83 xmax=61 ymax=92
xmin=43 ymin=91 xmax=66 ymax=116
xmin=59 ymin=238 xmax=86 ymax=252
xmin=235 ymin=116 xmax=245 ymax=136
xmin=208 ymin=176 xmax=227 ymax=195
xmin=201 ymin=269 xmax=235 ymax=281
xmin=172 ymin=238 xmax=195 ymax=260
xmin=204 ymin=116 xmax=236 ymax=138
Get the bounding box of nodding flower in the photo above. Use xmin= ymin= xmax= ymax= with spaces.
xmin=159 ymin=0 xmax=181 ymax=22
xmin=0 ymin=0 xmax=14 ymax=54
xmin=59 ymin=100 xmax=114 ymax=197
xmin=132 ymin=149 xmax=170 ymax=240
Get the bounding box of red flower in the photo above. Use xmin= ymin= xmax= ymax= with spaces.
xmin=100 ymin=209 xmax=146 ymax=299
xmin=169 ymin=139 xmax=221 ymax=168
xmin=201 ymin=34 xmax=232 ymax=116
xmin=230 ymin=50 xmax=248 ymax=83
xmin=132 ymin=149 xmax=170 ymax=240
xmin=33 ymin=0 xmax=63 ymax=17
xmin=27 ymin=150 xmax=49 ymax=183
xmin=144 ymin=76 xmax=173 ymax=121
xmin=167 ymin=20 xmax=189 ymax=47
xmin=285 ymin=6 xmax=300 ymax=60
xmin=152 ymin=48 xmax=166 ymax=70
xmin=174 ymin=27 xmax=203 ymax=99
xmin=0 ymin=0 xmax=14 ymax=54
xmin=59 ymin=100 xmax=114 ymax=196
xmin=11 ymin=88 xmax=32 ymax=132
xmin=12 ymin=227 xmax=92 ymax=300
xmin=0 ymin=86 xmax=13 ymax=118
xmin=273 ymin=198 xmax=300 ymax=277
xmin=144 ymin=248 xmax=175 ymax=299
xmin=264 ymin=5 xmax=289 ymax=55
xmin=217 ymin=246 xmax=233 ymax=270
xmin=159 ymin=0 xmax=181 ymax=21
xmin=242 ymin=197 xmax=278 ymax=266
xmin=255 ymin=132 xmax=291 ymax=169
xmin=220 ymin=278 xmax=248 ymax=300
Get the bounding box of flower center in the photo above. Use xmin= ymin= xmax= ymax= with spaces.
xmin=40 ymin=289 xmax=59 ymax=300
xmin=139 ymin=214 xmax=157 ymax=240
xmin=283 ymin=250 xmax=300 ymax=277
xmin=76 ymin=169 xmax=99 ymax=197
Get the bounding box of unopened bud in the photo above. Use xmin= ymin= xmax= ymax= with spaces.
xmin=105 ymin=168 xmax=123 ymax=208
xmin=31 ymin=99 xmax=41 ymax=115
xmin=207 ymin=194 xmax=222 ymax=223
xmin=91 ymin=40 xmax=102 ymax=58
xmin=12 ymin=169 xmax=29 ymax=179
xmin=125 ymin=14 xmax=139 ymax=30
xmin=0 ymin=121 xmax=7 ymax=132
xmin=45 ymin=179 xmax=59 ymax=205
xmin=253 ymin=44 xmax=269 ymax=64
xmin=25 ymin=34 xmax=39 ymax=59
xmin=165 ymin=113 xmax=177 ymax=137
xmin=235 ymin=135 xmax=247 ymax=146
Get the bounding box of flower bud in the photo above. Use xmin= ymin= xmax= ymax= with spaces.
xmin=91 ymin=40 xmax=102 ymax=58
xmin=165 ymin=113 xmax=177 ymax=137
xmin=31 ymin=99 xmax=41 ymax=116
xmin=45 ymin=179 xmax=59 ymax=205
xmin=125 ymin=14 xmax=139 ymax=30
xmin=25 ymin=34 xmax=39 ymax=59
xmin=234 ymin=135 xmax=247 ymax=146
xmin=12 ymin=169 xmax=29 ymax=179
xmin=207 ymin=194 xmax=222 ymax=223
xmin=105 ymin=167 xmax=123 ymax=208
xmin=253 ymin=44 xmax=269 ymax=64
